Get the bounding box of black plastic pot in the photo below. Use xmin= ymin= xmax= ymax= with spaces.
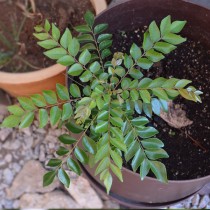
xmin=67 ymin=0 xmax=210 ymax=208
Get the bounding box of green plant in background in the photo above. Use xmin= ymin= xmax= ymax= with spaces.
xmin=0 ymin=0 xmax=39 ymax=71
xmin=1 ymin=11 xmax=202 ymax=193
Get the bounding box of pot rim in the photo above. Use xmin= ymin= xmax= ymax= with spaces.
xmin=0 ymin=0 xmax=107 ymax=85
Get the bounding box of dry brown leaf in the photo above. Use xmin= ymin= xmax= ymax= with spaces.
xmin=160 ymin=101 xmax=193 ymax=129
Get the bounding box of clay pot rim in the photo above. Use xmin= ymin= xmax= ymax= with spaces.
xmin=0 ymin=0 xmax=107 ymax=85
xmin=121 ymin=164 xmax=210 ymax=183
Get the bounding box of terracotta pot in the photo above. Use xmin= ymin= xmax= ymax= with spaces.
xmin=68 ymin=0 xmax=210 ymax=208
xmin=0 ymin=0 xmax=107 ymax=97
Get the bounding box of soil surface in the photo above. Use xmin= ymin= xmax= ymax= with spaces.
xmin=111 ymin=27 xmax=210 ymax=180
xmin=0 ymin=0 xmax=94 ymax=73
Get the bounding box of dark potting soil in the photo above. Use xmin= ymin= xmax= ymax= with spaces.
xmin=111 ymin=28 xmax=210 ymax=180
xmin=0 ymin=0 xmax=94 ymax=73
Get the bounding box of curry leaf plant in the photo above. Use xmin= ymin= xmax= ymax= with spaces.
xmin=1 ymin=12 xmax=203 ymax=193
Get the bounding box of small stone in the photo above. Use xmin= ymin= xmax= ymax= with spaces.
xmin=103 ymin=200 xmax=120 ymax=209
xmin=0 ymin=128 xmax=12 ymax=141
xmin=192 ymin=194 xmax=200 ymax=206
xmin=12 ymin=200 xmax=20 ymax=208
xmin=3 ymin=168 xmax=14 ymax=185
xmin=3 ymin=139 xmax=21 ymax=150
xmin=65 ymin=176 xmax=103 ymax=209
xmin=6 ymin=160 xmax=60 ymax=199
xmin=183 ymin=200 xmax=191 ymax=209
xmin=0 ymin=160 xmax=6 ymax=167
xmin=4 ymin=154 xmax=12 ymax=163
xmin=20 ymin=127 xmax=32 ymax=136
xmin=36 ymin=128 xmax=46 ymax=134
xmin=23 ymin=136 xmax=34 ymax=150
xmin=169 ymin=203 xmax=184 ymax=209
xmin=19 ymin=191 xmax=81 ymax=209
xmin=39 ymin=144 xmax=46 ymax=162
xmin=2 ymin=199 xmax=14 ymax=209
xmin=11 ymin=162 xmax=21 ymax=173
xmin=198 ymin=195 xmax=210 ymax=209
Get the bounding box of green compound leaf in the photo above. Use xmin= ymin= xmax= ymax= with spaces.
xmin=145 ymin=148 xmax=169 ymax=160
xmin=138 ymin=127 xmax=159 ymax=138
xmin=44 ymin=20 xmax=51 ymax=32
xmin=97 ymin=33 xmax=112 ymax=43
xmin=94 ymin=23 xmax=108 ymax=34
xmin=74 ymin=147 xmax=89 ymax=164
xmin=50 ymin=106 xmax=61 ymax=126
xmin=78 ymin=34 xmax=94 ymax=43
xmin=140 ymin=159 xmax=150 ymax=180
xmin=163 ymin=33 xmax=186 ymax=45
xmin=62 ymin=103 xmax=73 ymax=121
xmin=175 ymin=79 xmax=192 ymax=88
xmin=2 ymin=115 xmax=21 ymax=128
xmin=56 ymin=146 xmax=69 ymax=156
xmin=124 ymin=54 xmax=133 ymax=69
xmin=56 ymin=84 xmax=69 ymax=100
xmin=39 ymin=109 xmax=48 ymax=128
xmin=31 ymin=94 xmax=46 ymax=107
xmin=44 ymin=48 xmax=67 ymax=60
xmin=110 ymin=150 xmax=122 ymax=169
xmin=57 ymin=55 xmax=75 ymax=66
xmin=68 ymin=38 xmax=80 ymax=57
xmin=84 ymin=10 xmax=95 ymax=27
xmin=110 ymin=163 xmax=123 ymax=182
xmin=7 ymin=105 xmax=24 ymax=116
xmin=43 ymin=90 xmax=57 ymax=105
xmin=58 ymin=134 xmax=77 ymax=145
xmin=19 ymin=112 xmax=34 ymax=128
xmin=99 ymin=40 xmax=112 ymax=51
xmin=149 ymin=160 xmax=168 ymax=183
xmin=152 ymin=88 xmax=169 ymax=101
xmin=160 ymin=15 xmax=171 ymax=36
xmin=146 ymin=49 xmax=164 ymax=62
xmin=52 ymin=23 xmax=60 ymax=41
xmin=90 ymin=61 xmax=101 ymax=73
xmin=58 ymin=168 xmax=70 ymax=188
xmin=82 ymin=136 xmax=97 ymax=155
xmin=129 ymin=68 xmax=143 ymax=79
xmin=149 ymin=21 xmax=160 ymax=42
xmin=33 ymin=33 xmax=49 ymax=40
xmin=151 ymin=98 xmax=161 ymax=115
xmin=110 ymin=138 xmax=127 ymax=152
xmin=137 ymin=58 xmax=153 ymax=70
xmin=131 ymin=148 xmax=145 ymax=172
xmin=75 ymin=25 xmax=91 ymax=33
xmin=95 ymin=157 xmax=110 ymax=176
xmin=139 ymin=90 xmax=151 ymax=103
xmin=67 ymin=157 xmax=82 ymax=175
xmin=95 ymin=121 xmax=108 ymax=133
xmin=79 ymin=70 xmax=92 ymax=82
xmin=43 ymin=171 xmax=56 ymax=187
xmin=68 ymin=63 xmax=84 ymax=76
xmin=141 ymin=138 xmax=164 ymax=149
xmin=47 ymin=159 xmax=62 ymax=167
xmin=104 ymin=171 xmax=113 ymax=194
xmin=18 ymin=97 xmax=36 ymax=111
xmin=143 ymin=31 xmax=153 ymax=51
xmin=79 ymin=49 xmax=91 ymax=65
xmin=154 ymin=42 xmax=176 ymax=54
xmin=37 ymin=40 xmax=58 ymax=49
xmin=170 ymin=20 xmax=187 ymax=34
xmin=101 ymin=49 xmax=112 ymax=59
xmin=130 ymin=43 xmax=142 ymax=60
xmin=70 ymin=84 xmax=81 ymax=98
xmin=65 ymin=121 xmax=83 ymax=134
xmin=60 ymin=28 xmax=72 ymax=49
